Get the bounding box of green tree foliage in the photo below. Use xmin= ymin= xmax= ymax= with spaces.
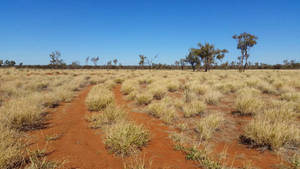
xmin=91 ymin=56 xmax=99 ymax=66
xmin=4 ymin=60 xmax=16 ymax=66
xmin=139 ymin=55 xmax=146 ymax=68
xmin=233 ymin=32 xmax=258 ymax=71
xmin=185 ymin=52 xmax=200 ymax=71
xmin=0 ymin=60 xmax=3 ymax=66
xmin=113 ymin=59 xmax=118 ymax=66
xmin=49 ymin=51 xmax=64 ymax=66
xmin=192 ymin=43 xmax=228 ymax=72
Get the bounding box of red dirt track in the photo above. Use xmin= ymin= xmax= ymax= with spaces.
xmin=113 ymin=85 xmax=198 ymax=169
xmin=30 ymin=86 xmax=123 ymax=169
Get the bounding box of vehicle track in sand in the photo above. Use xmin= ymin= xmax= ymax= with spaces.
xmin=113 ymin=85 xmax=198 ymax=169
xmin=30 ymin=86 xmax=123 ymax=169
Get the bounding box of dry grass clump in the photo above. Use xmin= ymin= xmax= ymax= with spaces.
xmin=262 ymin=100 xmax=296 ymax=122
xmin=257 ymin=81 xmax=277 ymax=95
xmin=123 ymin=155 xmax=152 ymax=169
xmin=242 ymin=100 xmax=300 ymax=150
xmin=195 ymin=113 xmax=224 ymax=140
xmin=183 ymin=101 xmax=206 ymax=118
xmin=138 ymin=78 xmax=152 ymax=85
xmin=191 ymin=84 xmax=209 ymax=95
xmin=121 ymin=82 xmax=135 ymax=95
xmin=280 ymin=92 xmax=300 ymax=102
xmin=104 ymin=121 xmax=150 ymax=156
xmin=114 ymin=78 xmax=124 ymax=84
xmin=216 ymin=83 xmax=241 ymax=94
xmin=87 ymin=105 xmax=128 ymax=128
xmin=234 ymin=92 xmax=263 ymax=115
xmin=127 ymin=91 xmax=138 ymax=101
xmin=0 ymin=96 xmax=45 ymax=130
xmin=167 ymin=82 xmax=180 ymax=92
xmin=151 ymin=87 xmax=167 ymax=100
xmin=204 ymin=91 xmax=222 ymax=105
xmin=85 ymin=85 xmax=114 ymax=111
xmin=147 ymin=102 xmax=177 ymax=124
xmin=242 ymin=118 xmax=300 ymax=150
xmin=0 ymin=126 xmax=25 ymax=169
xmin=135 ymin=93 xmax=152 ymax=105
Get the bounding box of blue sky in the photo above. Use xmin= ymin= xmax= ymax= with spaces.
xmin=0 ymin=0 xmax=299 ymax=65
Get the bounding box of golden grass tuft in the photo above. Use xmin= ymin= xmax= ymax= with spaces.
xmin=86 ymin=105 xmax=128 ymax=128
xmin=85 ymin=85 xmax=114 ymax=111
xmin=183 ymin=101 xmax=206 ymax=118
xmin=195 ymin=113 xmax=224 ymax=140
xmin=104 ymin=121 xmax=150 ymax=156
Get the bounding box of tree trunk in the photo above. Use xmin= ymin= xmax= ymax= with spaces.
xmin=243 ymin=50 xmax=248 ymax=71
xmin=204 ymin=57 xmax=208 ymax=72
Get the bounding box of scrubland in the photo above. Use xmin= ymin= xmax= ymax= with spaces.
xmin=1 ymin=68 xmax=300 ymax=169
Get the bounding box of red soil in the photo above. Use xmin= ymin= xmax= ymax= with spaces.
xmin=207 ymin=96 xmax=285 ymax=169
xmin=30 ymin=86 xmax=123 ymax=169
xmin=113 ymin=85 xmax=199 ymax=169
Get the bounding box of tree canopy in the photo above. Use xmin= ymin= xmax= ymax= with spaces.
xmin=192 ymin=43 xmax=228 ymax=72
xmin=233 ymin=32 xmax=258 ymax=71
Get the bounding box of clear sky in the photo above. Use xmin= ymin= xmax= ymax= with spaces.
xmin=0 ymin=0 xmax=299 ymax=65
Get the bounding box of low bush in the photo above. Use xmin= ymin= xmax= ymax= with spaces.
xmin=242 ymin=118 xmax=300 ymax=150
xmin=195 ymin=113 xmax=224 ymax=140
xmin=135 ymin=93 xmax=152 ymax=105
xmin=104 ymin=121 xmax=150 ymax=156
xmin=183 ymin=101 xmax=206 ymax=118
xmin=86 ymin=105 xmax=128 ymax=128
xmin=121 ymin=83 xmax=135 ymax=95
xmin=0 ymin=126 xmax=25 ymax=169
xmin=147 ymin=102 xmax=177 ymax=124
xmin=0 ymin=96 xmax=45 ymax=130
xmin=85 ymin=85 xmax=114 ymax=111
xmin=151 ymin=87 xmax=166 ymax=100
xmin=167 ymin=82 xmax=179 ymax=92
xmin=235 ymin=93 xmax=262 ymax=115
xmin=204 ymin=91 xmax=222 ymax=105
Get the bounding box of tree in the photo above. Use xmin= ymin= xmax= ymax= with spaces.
xmin=49 ymin=50 xmax=64 ymax=66
xmin=113 ymin=59 xmax=118 ymax=66
xmin=192 ymin=43 xmax=228 ymax=72
xmin=91 ymin=56 xmax=99 ymax=66
xmin=0 ymin=60 xmax=3 ymax=66
xmin=139 ymin=55 xmax=146 ymax=68
xmin=146 ymin=55 xmax=158 ymax=70
xmin=4 ymin=60 xmax=16 ymax=66
xmin=233 ymin=32 xmax=258 ymax=71
xmin=185 ymin=52 xmax=199 ymax=71
xmin=179 ymin=59 xmax=185 ymax=70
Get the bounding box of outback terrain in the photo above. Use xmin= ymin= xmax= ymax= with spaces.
xmin=0 ymin=68 xmax=299 ymax=169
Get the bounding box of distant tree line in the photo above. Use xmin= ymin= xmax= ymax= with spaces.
xmin=1 ymin=32 xmax=299 ymax=70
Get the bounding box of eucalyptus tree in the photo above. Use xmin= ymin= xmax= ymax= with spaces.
xmin=91 ymin=56 xmax=99 ymax=66
xmin=49 ymin=51 xmax=64 ymax=66
xmin=113 ymin=59 xmax=118 ymax=66
xmin=139 ymin=55 xmax=146 ymax=68
xmin=192 ymin=43 xmax=228 ymax=72
xmin=233 ymin=32 xmax=258 ymax=71
xmin=185 ymin=51 xmax=199 ymax=71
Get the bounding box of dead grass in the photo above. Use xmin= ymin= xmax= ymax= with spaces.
xmin=85 ymin=85 xmax=114 ymax=111
xmin=195 ymin=113 xmax=224 ymax=140
xmin=104 ymin=121 xmax=150 ymax=156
